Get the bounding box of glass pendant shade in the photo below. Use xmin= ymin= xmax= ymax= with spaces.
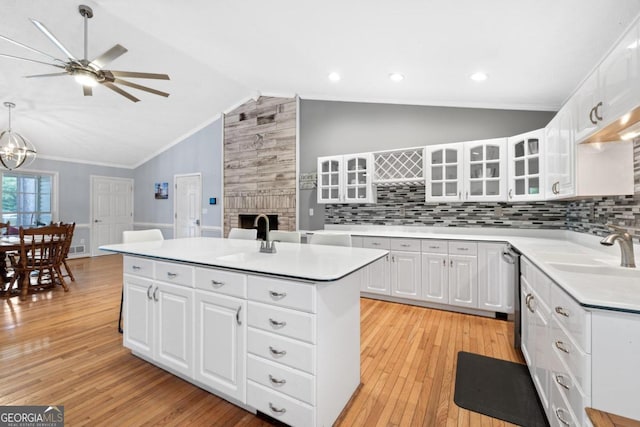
xmin=0 ymin=102 xmax=36 ymax=170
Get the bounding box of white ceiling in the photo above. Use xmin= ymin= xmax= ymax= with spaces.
xmin=1 ymin=0 xmax=640 ymax=168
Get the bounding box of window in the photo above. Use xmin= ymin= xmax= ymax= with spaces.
xmin=1 ymin=171 xmax=57 ymax=229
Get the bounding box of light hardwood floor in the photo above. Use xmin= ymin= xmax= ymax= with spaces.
xmin=0 ymin=255 xmax=524 ymax=426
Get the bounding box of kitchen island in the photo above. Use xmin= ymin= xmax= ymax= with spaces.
xmin=100 ymin=237 xmax=387 ymax=427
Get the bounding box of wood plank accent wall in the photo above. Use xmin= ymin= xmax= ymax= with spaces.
xmin=224 ymin=96 xmax=297 ymax=236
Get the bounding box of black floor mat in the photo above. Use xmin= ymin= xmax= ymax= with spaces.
xmin=454 ymin=351 xmax=549 ymax=427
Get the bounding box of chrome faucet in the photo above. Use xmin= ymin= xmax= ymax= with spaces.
xmin=253 ymin=214 xmax=270 ymax=241
xmin=600 ymin=224 xmax=636 ymax=268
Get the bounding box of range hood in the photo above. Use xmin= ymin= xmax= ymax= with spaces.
xmin=581 ymin=105 xmax=640 ymax=144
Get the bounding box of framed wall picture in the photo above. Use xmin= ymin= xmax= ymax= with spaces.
xmin=155 ymin=182 xmax=169 ymax=199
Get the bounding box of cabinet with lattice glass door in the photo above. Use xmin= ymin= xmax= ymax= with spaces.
xmin=507 ymin=129 xmax=545 ymax=201
xmin=425 ymin=143 xmax=464 ymax=202
xmin=464 ymin=138 xmax=507 ymax=202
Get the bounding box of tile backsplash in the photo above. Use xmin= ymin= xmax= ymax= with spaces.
xmin=325 ymin=141 xmax=640 ymax=242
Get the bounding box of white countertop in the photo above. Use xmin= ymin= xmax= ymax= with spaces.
xmin=315 ymin=225 xmax=640 ymax=313
xmin=99 ymin=237 xmax=388 ymax=282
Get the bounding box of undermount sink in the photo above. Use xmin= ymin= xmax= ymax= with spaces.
xmin=547 ymin=262 xmax=640 ymax=278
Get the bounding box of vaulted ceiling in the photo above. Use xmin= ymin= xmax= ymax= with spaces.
xmin=1 ymin=0 xmax=639 ymax=168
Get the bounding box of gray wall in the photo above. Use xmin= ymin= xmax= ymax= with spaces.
xmin=26 ymin=157 xmax=134 ymax=254
xmin=299 ymin=99 xmax=556 ymax=230
xmin=133 ymin=118 xmax=223 ymax=237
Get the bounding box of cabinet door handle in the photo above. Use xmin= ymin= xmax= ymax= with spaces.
xmin=211 ymin=279 xmax=225 ymax=288
xmin=555 ymin=306 xmax=570 ymax=317
xmin=269 ymin=374 xmax=287 ymax=385
xmin=442 ymin=259 xmax=446 ymax=267
xmin=269 ymin=346 xmax=287 ymax=356
xmin=269 ymin=290 xmax=287 ymax=299
xmin=555 ymin=374 xmax=571 ymax=390
xmin=555 ymin=340 xmax=570 ymax=354
xmin=594 ymin=101 xmax=603 ymax=121
xmin=153 ymin=286 xmax=159 ymax=302
xmin=268 ymin=403 xmax=287 ymax=414
xmin=589 ymin=106 xmax=598 ymax=125
xmin=236 ymin=305 xmax=242 ymax=325
xmin=166 ymin=272 xmax=177 ymax=279
xmin=450 ymin=260 xmax=453 ymax=267
xmin=268 ymin=318 xmax=287 ymax=328
xmin=555 ymin=408 xmax=571 ymax=426
xmin=391 ymin=256 xmax=395 ymax=262
xmin=458 ymin=191 xmax=461 ymax=199
xmin=525 ymin=294 xmax=535 ymax=313
xmin=465 ymin=191 xmax=469 ymax=200
xmin=508 ymin=189 xmax=513 ymax=199
xmin=146 ymin=285 xmax=153 ymax=300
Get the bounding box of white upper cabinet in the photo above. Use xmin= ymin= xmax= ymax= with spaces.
xmin=425 ymin=143 xmax=464 ymax=202
xmin=507 ymin=130 xmax=545 ymax=201
xmin=545 ymin=103 xmax=576 ymax=199
xmin=573 ymin=18 xmax=640 ymax=143
xmin=463 ymin=138 xmax=508 ymax=202
xmin=317 ymin=153 xmax=375 ymax=204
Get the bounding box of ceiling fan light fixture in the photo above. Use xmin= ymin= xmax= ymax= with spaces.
xmin=73 ymin=69 xmax=98 ymax=87
xmin=0 ymin=102 xmax=37 ymax=170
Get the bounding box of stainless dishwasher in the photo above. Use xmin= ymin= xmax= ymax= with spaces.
xmin=502 ymin=244 xmax=521 ymax=348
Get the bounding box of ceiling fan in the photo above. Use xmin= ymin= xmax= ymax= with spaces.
xmin=0 ymin=4 xmax=170 ymax=102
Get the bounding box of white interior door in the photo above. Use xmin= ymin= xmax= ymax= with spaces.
xmin=174 ymin=174 xmax=202 ymax=238
xmin=91 ymin=176 xmax=134 ymax=256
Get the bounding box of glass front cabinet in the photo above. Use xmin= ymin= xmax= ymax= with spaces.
xmin=463 ymin=138 xmax=507 ymax=202
xmin=425 ymin=143 xmax=464 ymax=202
xmin=317 ymin=153 xmax=375 ymax=204
xmin=507 ymin=129 xmax=545 ymax=201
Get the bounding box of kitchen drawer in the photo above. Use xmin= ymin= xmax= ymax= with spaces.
xmin=421 ymin=239 xmax=448 ymax=254
xmin=248 ymin=328 xmax=315 ymax=374
xmin=550 ymin=339 xmax=591 ymax=426
xmin=551 ymin=285 xmax=591 ymax=354
xmin=248 ymin=301 xmax=316 ymax=344
xmin=550 ymin=372 xmax=581 ymax=427
xmin=390 ymin=238 xmax=420 ymax=252
xmin=123 ymin=256 xmax=154 ymax=278
xmin=247 ymin=354 xmax=315 ymax=405
xmin=155 ymin=261 xmax=194 ymax=287
xmin=195 ymin=267 xmax=247 ymax=298
xmin=362 ymin=237 xmax=391 ymax=250
xmin=248 ymin=276 xmax=316 ymax=314
xmin=448 ymin=241 xmax=477 ymax=256
xmin=550 ymin=317 xmax=591 ymax=394
xmin=247 ymin=380 xmax=314 ymax=427
xmin=521 ymin=258 xmax=550 ymax=305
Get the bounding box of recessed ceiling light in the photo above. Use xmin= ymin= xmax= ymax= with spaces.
xmin=328 ymin=72 xmax=341 ymax=82
xmin=470 ymin=72 xmax=488 ymax=82
xmin=389 ymin=73 xmax=404 ymax=82
xmin=628 ymin=40 xmax=639 ymax=50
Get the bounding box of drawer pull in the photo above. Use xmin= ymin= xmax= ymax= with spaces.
xmin=555 ymin=374 xmax=570 ymax=390
xmin=269 ymin=374 xmax=287 ymax=385
xmin=555 ymin=306 xmax=570 ymax=317
xmin=166 ymin=272 xmax=177 ymax=279
xmin=268 ymin=318 xmax=287 ymax=328
xmin=269 ymin=290 xmax=287 ymax=299
xmin=428 ymin=246 xmax=440 ymax=249
xmin=555 ymin=408 xmax=571 ymax=426
xmin=132 ymin=265 xmax=141 ymax=270
xmin=268 ymin=403 xmax=287 ymax=415
xmin=269 ymin=346 xmax=287 ymax=357
xmin=211 ymin=279 xmax=225 ymax=288
xmin=371 ymin=242 xmax=381 ymax=246
xmin=400 ymin=244 xmax=411 ymax=247
xmin=457 ymin=247 xmax=469 ymax=251
xmin=146 ymin=285 xmax=153 ymax=300
xmin=555 ymin=340 xmax=570 ymax=354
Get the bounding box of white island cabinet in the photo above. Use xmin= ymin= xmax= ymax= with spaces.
xmin=104 ymin=237 xmax=387 ymax=427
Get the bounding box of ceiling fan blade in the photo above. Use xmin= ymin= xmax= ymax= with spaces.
xmin=83 ymin=85 xmax=93 ymax=96
xmin=113 ymin=78 xmax=169 ymax=98
xmin=0 ymin=34 xmax=64 ymax=63
xmin=30 ymin=18 xmax=78 ymax=61
xmin=102 ymin=82 xmax=140 ymax=102
xmin=0 ymin=52 xmax=66 ymax=68
xmin=90 ymin=44 xmax=127 ymax=70
xmin=109 ymin=70 xmax=170 ymax=80
xmin=25 ymin=72 xmax=69 ymax=78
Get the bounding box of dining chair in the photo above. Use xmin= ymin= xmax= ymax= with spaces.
xmin=8 ymin=225 xmax=70 ymax=300
xmin=0 ymin=221 xmax=10 ymax=236
xmin=308 ymin=233 xmax=352 ymax=247
xmin=227 ymin=227 xmax=257 ymax=240
xmin=58 ymin=222 xmax=76 ymax=282
xmin=119 ymin=229 xmax=164 ymax=333
xmin=268 ymin=230 xmax=302 ymax=243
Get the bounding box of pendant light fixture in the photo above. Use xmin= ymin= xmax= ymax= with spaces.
xmin=0 ymin=102 xmax=37 ymax=170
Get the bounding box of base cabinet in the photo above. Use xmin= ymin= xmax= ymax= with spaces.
xmin=421 ymin=252 xmax=448 ymax=304
xmin=390 ymin=242 xmax=422 ymax=300
xmin=477 ymin=243 xmax=514 ymax=313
